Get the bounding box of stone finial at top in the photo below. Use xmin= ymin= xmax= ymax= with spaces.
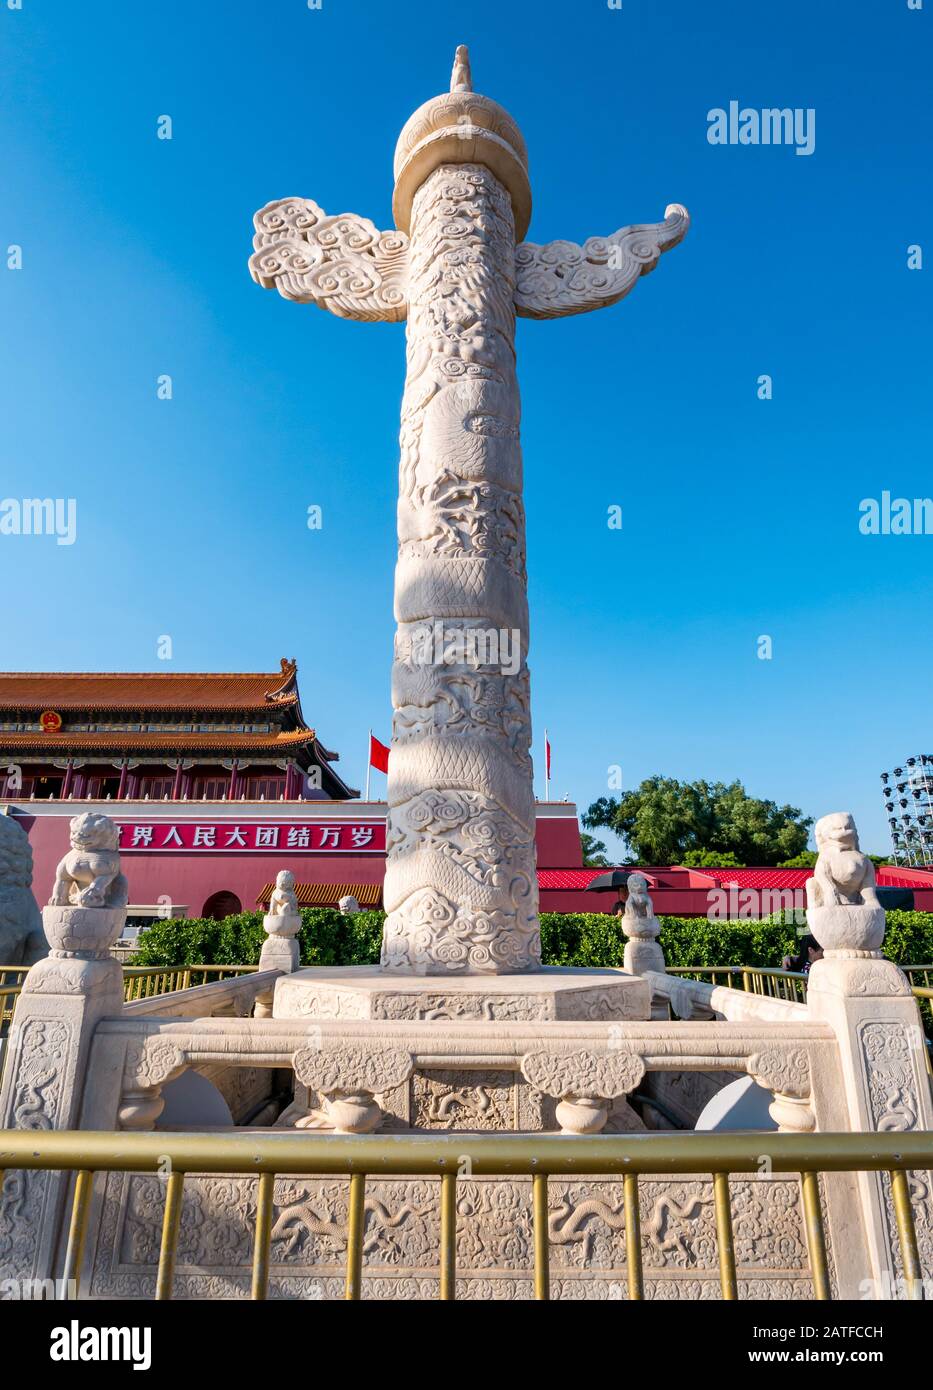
xmin=393 ymin=44 xmax=530 ymax=239
xmin=450 ymin=44 xmax=472 ymax=92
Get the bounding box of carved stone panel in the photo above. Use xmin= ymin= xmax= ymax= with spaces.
xmin=859 ymin=1019 xmax=933 ymax=1277
xmin=84 ymin=1171 xmax=839 ymax=1301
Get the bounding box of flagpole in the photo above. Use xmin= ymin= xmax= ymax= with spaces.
xmin=365 ymin=729 xmax=372 ymax=803
xmin=544 ymin=727 xmax=550 ymax=802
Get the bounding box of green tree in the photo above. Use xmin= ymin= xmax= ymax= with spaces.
xmin=584 ymin=776 xmax=811 ymax=866
xmin=580 ymin=832 xmax=610 ymax=867
xmin=679 ymin=849 xmax=745 ymax=868
xmin=777 ymin=851 xmax=892 ymax=869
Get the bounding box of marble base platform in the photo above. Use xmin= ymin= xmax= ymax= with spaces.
xmin=271 ymin=965 xmax=651 ymax=1022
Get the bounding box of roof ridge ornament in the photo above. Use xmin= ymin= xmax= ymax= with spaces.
xmin=450 ymin=44 xmax=472 ymax=93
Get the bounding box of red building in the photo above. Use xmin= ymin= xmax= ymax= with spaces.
xmin=0 ymin=663 xmax=585 ymax=923
xmin=0 ymin=660 xmax=354 ymax=803
xmin=5 ymin=664 xmax=932 ymax=925
xmin=539 ymin=865 xmax=933 ymax=915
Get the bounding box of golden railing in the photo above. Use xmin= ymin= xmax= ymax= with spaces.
xmin=1 ymin=961 xmax=930 ymax=1011
xmin=0 ymin=1128 xmax=929 ymax=1301
xmin=0 ymin=982 xmax=23 ymax=1032
xmin=121 ymin=964 xmax=257 ymax=1001
xmin=669 ymin=963 xmax=933 ymax=1009
xmin=667 ymin=965 xmax=809 ymax=1003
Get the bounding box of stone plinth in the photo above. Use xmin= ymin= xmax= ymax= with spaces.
xmin=271 ymin=965 xmax=650 ymax=1022
xmin=258 ymin=910 xmax=301 ymax=973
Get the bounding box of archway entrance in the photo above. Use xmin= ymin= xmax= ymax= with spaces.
xmin=201 ymin=891 xmax=242 ymax=920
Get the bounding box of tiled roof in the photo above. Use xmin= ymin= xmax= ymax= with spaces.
xmin=537 ymin=869 xmax=605 ymax=890
xmin=690 ymin=866 xmax=933 ymax=890
xmin=876 ymin=867 xmax=933 ymax=887
xmin=0 ymin=661 xmax=299 ymax=711
xmin=256 ymin=882 xmax=382 ymax=908
xmin=538 ymin=865 xmax=933 ymax=892
xmin=695 ymin=868 xmax=811 ymax=890
xmin=0 ymin=729 xmax=317 ymax=753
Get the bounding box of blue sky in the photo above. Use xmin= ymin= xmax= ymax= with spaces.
xmin=1 ymin=0 xmax=930 ymax=857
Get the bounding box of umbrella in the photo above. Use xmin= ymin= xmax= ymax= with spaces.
xmin=585 ymin=869 xmax=643 ymax=893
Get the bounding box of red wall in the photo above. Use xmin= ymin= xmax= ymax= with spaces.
xmin=14 ymin=807 xmax=587 ymax=919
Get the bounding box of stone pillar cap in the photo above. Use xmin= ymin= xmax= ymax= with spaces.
xmin=392 ymin=45 xmax=531 ymax=238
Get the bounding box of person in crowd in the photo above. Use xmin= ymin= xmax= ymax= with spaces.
xmin=782 ymin=934 xmax=823 ymax=974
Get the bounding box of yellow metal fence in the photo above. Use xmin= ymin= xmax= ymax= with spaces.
xmin=0 ymin=1128 xmax=929 ymax=1301
xmin=121 ymin=964 xmax=257 ymax=1001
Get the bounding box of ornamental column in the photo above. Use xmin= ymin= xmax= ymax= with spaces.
xmin=249 ymin=44 xmax=688 ymax=979
xmin=379 ymin=50 xmax=538 ymax=975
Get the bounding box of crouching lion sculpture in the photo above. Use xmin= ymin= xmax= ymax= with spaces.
xmin=806 ymin=811 xmax=881 ymax=910
xmin=49 ymin=812 xmax=129 ymax=910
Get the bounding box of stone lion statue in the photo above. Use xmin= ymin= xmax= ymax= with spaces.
xmin=622 ymin=872 xmax=655 ymax=927
xmin=0 ymin=814 xmax=47 ymax=964
xmin=806 ymin=811 xmax=880 ymax=910
xmin=269 ymin=869 xmax=299 ymax=917
xmin=49 ymin=812 xmax=129 ymax=909
xmin=339 ymin=894 xmax=361 ymax=915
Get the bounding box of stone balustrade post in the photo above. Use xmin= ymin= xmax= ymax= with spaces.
xmin=255 ymin=868 xmax=302 ymax=1018
xmin=0 ymin=813 xmax=128 ymax=1284
xmin=804 ymin=812 xmax=933 ymax=1294
xmin=620 ymin=873 xmax=671 ymax=1020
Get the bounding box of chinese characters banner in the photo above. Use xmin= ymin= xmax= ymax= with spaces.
xmin=116 ymin=820 xmax=385 ymax=853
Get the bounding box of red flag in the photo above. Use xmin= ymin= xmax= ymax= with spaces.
xmin=545 ymin=734 xmax=552 ymax=779
xmin=369 ymin=733 xmax=390 ymax=773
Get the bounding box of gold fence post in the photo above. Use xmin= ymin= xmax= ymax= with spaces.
xmin=251 ymin=1171 xmax=276 ymax=1300
xmin=623 ymin=1172 xmax=643 ymax=1300
xmin=155 ymin=1171 xmax=185 ymax=1300
xmin=533 ymin=1172 xmax=550 ymax=1300
xmin=713 ymin=1171 xmax=738 ymax=1300
xmin=439 ymin=1171 xmax=457 ymax=1300
xmin=799 ymin=1170 xmax=831 ymax=1300
xmin=62 ymin=1169 xmax=94 ymax=1295
xmin=345 ymin=1172 xmax=366 ymax=1301
xmin=890 ymin=1169 xmax=924 ymax=1300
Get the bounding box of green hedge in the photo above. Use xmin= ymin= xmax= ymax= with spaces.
xmin=132 ymin=908 xmax=933 ymax=970
xmin=133 ymin=909 xmax=385 ymax=968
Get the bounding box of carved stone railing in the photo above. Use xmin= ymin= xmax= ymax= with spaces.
xmin=87 ymin=1013 xmax=837 ymax=1138
xmin=645 ymin=970 xmax=809 ymax=1025
xmin=121 ymin=970 xmax=282 ymax=1020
